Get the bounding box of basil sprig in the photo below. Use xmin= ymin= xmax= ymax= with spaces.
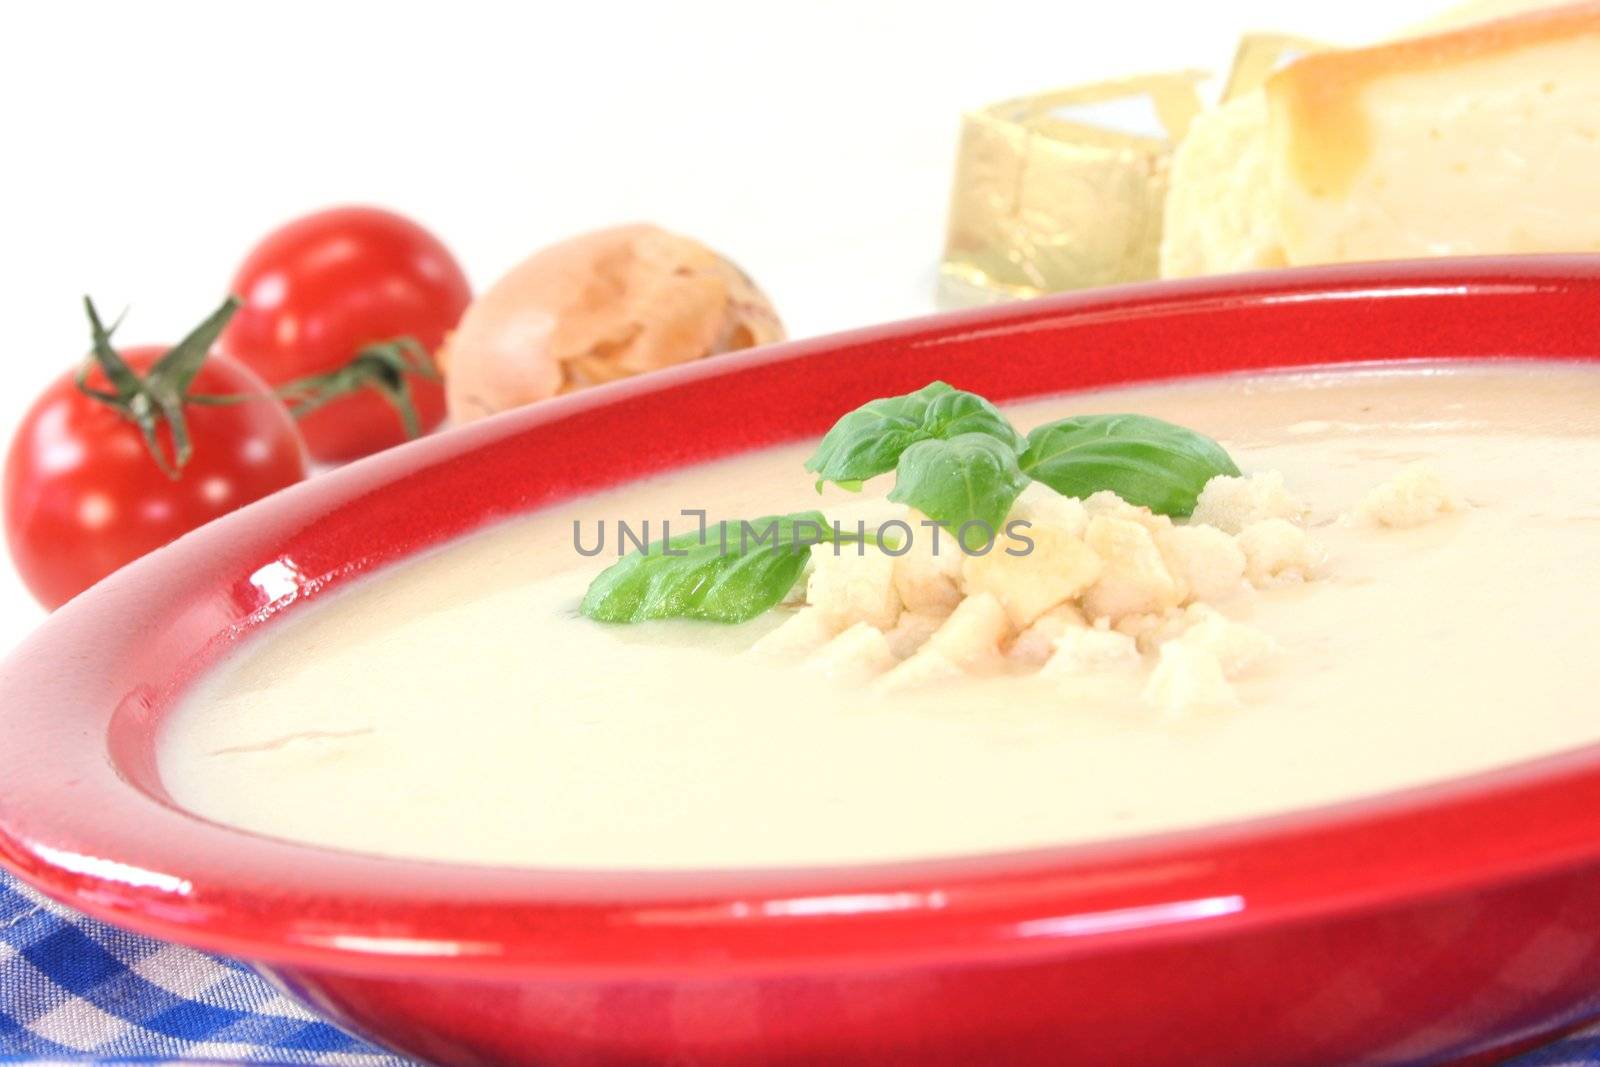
xmin=1020 ymin=414 xmax=1240 ymax=518
xmin=581 ymin=512 xmax=828 ymax=624
xmin=803 ymin=381 xmax=1023 ymax=492
xmin=580 ymin=382 xmax=1241 ymax=625
xmin=888 ymin=433 xmax=1030 ymax=536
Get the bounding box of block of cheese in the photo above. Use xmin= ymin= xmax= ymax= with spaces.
xmin=1161 ymin=2 xmax=1600 ymax=277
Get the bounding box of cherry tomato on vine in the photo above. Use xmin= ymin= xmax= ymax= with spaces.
xmin=4 ymin=299 xmax=308 ymax=609
xmin=220 ymin=206 xmax=472 ymax=462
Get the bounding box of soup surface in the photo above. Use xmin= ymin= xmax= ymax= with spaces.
xmin=160 ymin=362 xmax=1600 ymax=869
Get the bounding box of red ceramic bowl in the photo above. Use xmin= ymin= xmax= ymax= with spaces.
xmin=5 ymin=257 xmax=1600 ymax=1067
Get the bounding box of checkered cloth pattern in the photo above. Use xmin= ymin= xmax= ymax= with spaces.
xmin=5 ymin=866 xmax=1600 ymax=1065
xmin=1526 ymin=1030 xmax=1600 ymax=1067
xmin=0 ymin=872 xmax=408 ymax=1064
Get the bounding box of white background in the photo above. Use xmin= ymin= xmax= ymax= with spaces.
xmin=0 ymin=0 xmax=1453 ymax=652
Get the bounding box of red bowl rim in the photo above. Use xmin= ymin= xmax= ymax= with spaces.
xmin=4 ymin=255 xmax=1600 ymax=981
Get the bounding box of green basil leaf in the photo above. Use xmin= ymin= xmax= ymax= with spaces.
xmin=1019 ymin=414 xmax=1240 ymax=517
xmin=581 ymin=511 xmax=827 ymax=624
xmin=803 ymin=381 xmax=1023 ymax=491
xmin=888 ymin=433 xmax=1030 ymax=538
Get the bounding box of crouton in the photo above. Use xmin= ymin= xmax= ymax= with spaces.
xmin=1192 ymin=471 xmax=1308 ymax=534
xmin=923 ymin=591 xmax=1014 ymax=669
xmin=1144 ymin=641 xmax=1241 ymax=716
xmin=1358 ymin=462 xmax=1460 ymax=529
xmin=875 ymin=649 xmax=968 ymax=693
xmin=1082 ymin=516 xmax=1184 ymax=621
xmin=806 ymin=622 xmax=896 ymax=684
xmin=1237 ymin=518 xmax=1320 ymax=587
xmin=806 ymin=544 xmax=902 ymax=631
xmin=890 ymin=514 xmax=963 ymax=614
xmin=1174 ymin=605 xmax=1277 ymax=678
xmin=884 ymin=610 xmax=949 ymax=660
xmin=1008 ymin=603 xmax=1089 ymax=667
xmin=1042 ymin=625 xmax=1142 ymax=677
xmin=1162 ymin=525 xmax=1241 ymax=603
xmin=962 ymin=523 xmax=1102 ymax=629
xmin=748 ymin=607 xmax=839 ymax=659
xmin=1012 ymin=481 xmax=1090 ymax=538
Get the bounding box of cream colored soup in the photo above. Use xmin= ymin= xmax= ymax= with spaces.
xmin=160 ymin=363 xmax=1600 ymax=869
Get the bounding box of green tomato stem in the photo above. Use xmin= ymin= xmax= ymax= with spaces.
xmin=73 ymin=295 xmax=242 ymax=480
xmin=189 ymin=336 xmax=438 ymax=440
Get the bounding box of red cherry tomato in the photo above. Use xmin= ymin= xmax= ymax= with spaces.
xmin=220 ymin=206 xmax=471 ymax=462
xmin=4 ymin=348 xmax=308 ymax=609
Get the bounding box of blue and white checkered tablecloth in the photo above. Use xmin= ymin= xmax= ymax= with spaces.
xmin=5 ymin=867 xmax=1600 ymax=1066
xmin=0 ymin=873 xmax=408 ymax=1064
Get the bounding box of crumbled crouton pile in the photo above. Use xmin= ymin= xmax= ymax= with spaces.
xmin=751 ymin=471 xmax=1317 ymax=713
xmin=752 ymin=462 xmax=1460 ymax=716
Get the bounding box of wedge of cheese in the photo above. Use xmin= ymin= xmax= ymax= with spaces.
xmin=1161 ymin=2 xmax=1600 ymax=277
